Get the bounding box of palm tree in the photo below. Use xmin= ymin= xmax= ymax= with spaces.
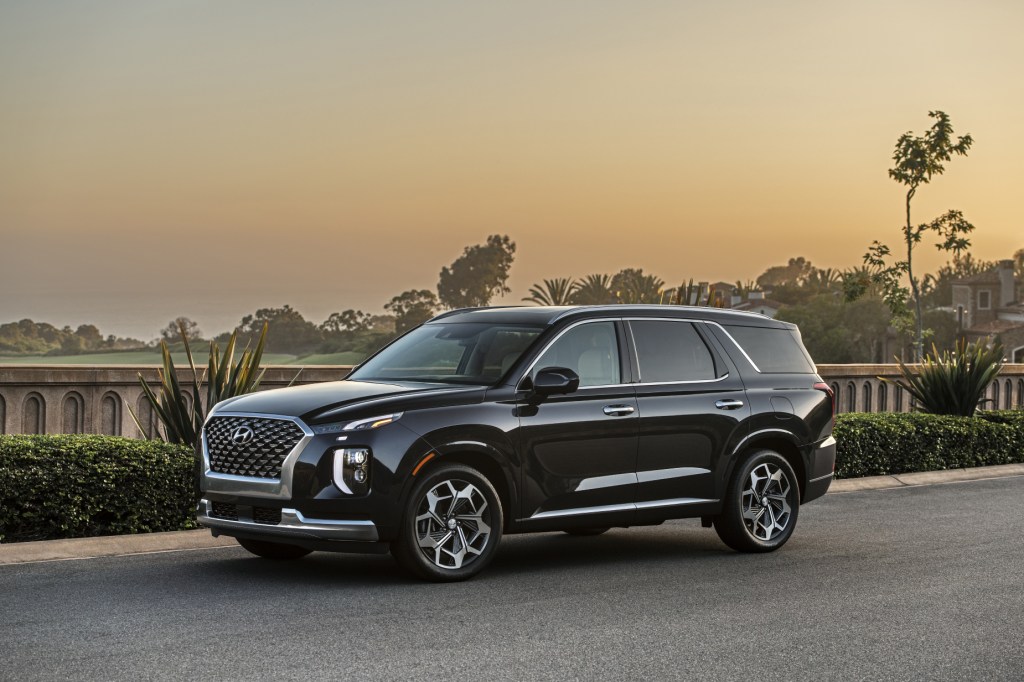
xmin=611 ymin=268 xmax=665 ymax=304
xmin=570 ymin=274 xmax=614 ymax=305
xmin=523 ymin=278 xmax=578 ymax=306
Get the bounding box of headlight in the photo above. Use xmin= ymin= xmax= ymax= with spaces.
xmin=334 ymin=448 xmax=372 ymax=495
xmin=341 ymin=413 xmax=403 ymax=431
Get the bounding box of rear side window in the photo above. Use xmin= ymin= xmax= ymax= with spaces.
xmin=630 ymin=320 xmax=717 ymax=383
xmin=722 ymin=324 xmax=815 ymax=373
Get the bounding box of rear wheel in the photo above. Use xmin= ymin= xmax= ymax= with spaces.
xmin=236 ymin=538 xmax=312 ymax=560
xmin=714 ymin=449 xmax=799 ymax=552
xmin=391 ymin=463 xmax=503 ymax=582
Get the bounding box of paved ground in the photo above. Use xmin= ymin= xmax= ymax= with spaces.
xmin=2 ymin=477 xmax=1022 ymax=681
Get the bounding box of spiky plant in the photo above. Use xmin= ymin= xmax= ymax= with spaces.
xmin=881 ymin=339 xmax=1004 ymax=417
xmin=129 ymin=320 xmax=272 ymax=446
xmin=523 ymin=278 xmax=578 ymax=306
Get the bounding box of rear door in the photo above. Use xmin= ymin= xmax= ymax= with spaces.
xmin=627 ymin=319 xmax=749 ymax=513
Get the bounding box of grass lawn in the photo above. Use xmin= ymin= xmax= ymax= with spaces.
xmin=0 ymin=351 xmax=363 ymax=366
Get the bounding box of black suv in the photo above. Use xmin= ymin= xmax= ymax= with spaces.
xmin=197 ymin=305 xmax=835 ymax=581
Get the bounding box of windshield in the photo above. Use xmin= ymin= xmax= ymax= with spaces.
xmin=349 ymin=322 xmax=545 ymax=385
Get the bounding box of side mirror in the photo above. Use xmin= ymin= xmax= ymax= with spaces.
xmin=532 ymin=367 xmax=580 ymax=397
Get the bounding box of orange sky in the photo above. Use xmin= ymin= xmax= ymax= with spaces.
xmin=1 ymin=1 xmax=1022 ymax=339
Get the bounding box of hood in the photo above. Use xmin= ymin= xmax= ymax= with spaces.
xmin=212 ymin=379 xmax=482 ymax=424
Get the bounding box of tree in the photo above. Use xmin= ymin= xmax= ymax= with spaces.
xmin=385 ymin=290 xmax=439 ymax=333
xmin=320 ymin=310 xmax=372 ymax=334
xmin=523 ymin=278 xmax=577 ymax=306
xmin=920 ymin=253 xmax=993 ymax=309
xmin=610 ymin=268 xmax=665 ymax=304
xmin=863 ymin=111 xmax=974 ymax=361
xmin=437 ymin=235 xmax=516 ymax=309
xmin=756 ymin=257 xmax=815 ymax=289
xmin=237 ymin=305 xmax=321 ymax=354
xmin=570 ymin=274 xmax=614 ymax=304
xmin=160 ymin=317 xmax=202 ymax=344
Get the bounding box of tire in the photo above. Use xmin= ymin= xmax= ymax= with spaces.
xmin=236 ymin=538 xmax=313 ymax=560
xmin=714 ymin=449 xmax=800 ymax=553
xmin=391 ymin=463 xmax=503 ymax=582
xmin=563 ymin=527 xmax=610 ymax=536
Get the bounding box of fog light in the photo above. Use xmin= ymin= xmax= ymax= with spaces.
xmin=334 ymin=448 xmax=372 ymax=495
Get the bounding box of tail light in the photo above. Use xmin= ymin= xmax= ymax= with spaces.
xmin=813 ymin=382 xmax=835 ymax=422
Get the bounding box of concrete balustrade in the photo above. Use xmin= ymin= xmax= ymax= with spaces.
xmin=0 ymin=365 xmax=349 ymax=438
xmin=0 ymin=363 xmax=1022 ymax=437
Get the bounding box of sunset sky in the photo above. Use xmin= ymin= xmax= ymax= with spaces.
xmin=2 ymin=1 xmax=1022 ymax=340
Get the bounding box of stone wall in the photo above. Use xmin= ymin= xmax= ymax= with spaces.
xmin=0 ymin=365 xmax=350 ymax=438
xmin=1 ymin=363 xmax=1022 ymax=437
xmin=816 ymin=364 xmax=1024 ymax=413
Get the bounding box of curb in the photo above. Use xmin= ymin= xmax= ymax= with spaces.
xmin=0 ymin=528 xmax=235 ymax=566
xmin=827 ymin=462 xmax=1024 ymax=493
xmin=3 ymin=463 xmax=1023 ymax=566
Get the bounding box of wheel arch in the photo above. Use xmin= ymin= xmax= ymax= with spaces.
xmin=727 ymin=430 xmax=807 ymax=501
xmin=405 ymin=441 xmax=517 ymax=528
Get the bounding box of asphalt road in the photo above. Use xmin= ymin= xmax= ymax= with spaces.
xmin=2 ymin=477 xmax=1022 ymax=681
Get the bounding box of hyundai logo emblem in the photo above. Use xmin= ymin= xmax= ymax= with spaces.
xmin=231 ymin=426 xmax=255 ymax=445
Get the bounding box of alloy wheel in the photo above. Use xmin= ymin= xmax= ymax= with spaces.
xmin=415 ymin=479 xmax=492 ymax=570
xmin=741 ymin=462 xmax=793 ymax=541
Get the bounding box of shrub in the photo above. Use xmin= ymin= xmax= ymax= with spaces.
xmin=834 ymin=411 xmax=1024 ymax=478
xmin=0 ymin=435 xmax=196 ymax=543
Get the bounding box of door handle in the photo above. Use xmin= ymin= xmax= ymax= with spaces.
xmin=715 ymin=399 xmax=744 ymax=410
xmin=603 ymin=405 xmax=635 ymax=416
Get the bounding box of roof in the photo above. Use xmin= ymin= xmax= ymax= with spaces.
xmin=428 ymin=305 xmax=791 ymax=328
xmin=733 ymin=299 xmax=785 ymax=311
xmin=965 ymin=319 xmax=1024 ymax=334
xmin=953 ymin=266 xmax=1010 ymax=285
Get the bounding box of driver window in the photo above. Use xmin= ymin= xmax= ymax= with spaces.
xmin=532 ymin=322 xmax=620 ymax=387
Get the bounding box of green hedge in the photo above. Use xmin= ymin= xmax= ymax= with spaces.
xmin=834 ymin=411 xmax=1024 ymax=479
xmin=0 ymin=435 xmax=196 ymax=543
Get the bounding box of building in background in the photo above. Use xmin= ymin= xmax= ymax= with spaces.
xmin=953 ymin=260 xmax=1024 ymax=362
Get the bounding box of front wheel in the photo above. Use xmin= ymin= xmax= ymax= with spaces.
xmin=236 ymin=538 xmax=312 ymax=560
xmin=714 ymin=450 xmax=800 ymax=552
xmin=391 ymin=463 xmax=503 ymax=582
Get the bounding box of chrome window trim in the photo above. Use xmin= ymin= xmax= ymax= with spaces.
xmin=705 ymin=321 xmax=762 ymax=373
xmin=519 ymin=317 xmax=630 ymax=389
xmin=201 ymin=411 xmax=314 ymax=500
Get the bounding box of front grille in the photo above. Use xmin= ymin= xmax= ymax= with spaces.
xmin=211 ymin=502 xmax=238 ymax=521
xmin=205 ymin=416 xmax=305 ymax=479
xmin=253 ymin=507 xmax=282 ymax=525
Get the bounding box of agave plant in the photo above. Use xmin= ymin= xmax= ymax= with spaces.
xmin=522 ymin=278 xmax=578 ymax=306
xmin=882 ymin=339 xmax=1004 ymax=417
xmin=129 ymin=320 xmax=273 ymax=446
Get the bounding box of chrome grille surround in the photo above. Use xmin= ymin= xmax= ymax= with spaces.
xmin=200 ymin=412 xmax=314 ymax=501
xmin=205 ymin=416 xmax=305 ymax=479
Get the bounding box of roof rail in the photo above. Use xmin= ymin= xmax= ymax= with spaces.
xmin=428 ymin=305 xmax=520 ymax=322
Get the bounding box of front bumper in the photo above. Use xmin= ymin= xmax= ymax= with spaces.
xmin=196 ymin=499 xmax=380 ymax=542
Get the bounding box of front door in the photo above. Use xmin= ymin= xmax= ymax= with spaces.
xmin=516 ymin=320 xmax=639 ymax=521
